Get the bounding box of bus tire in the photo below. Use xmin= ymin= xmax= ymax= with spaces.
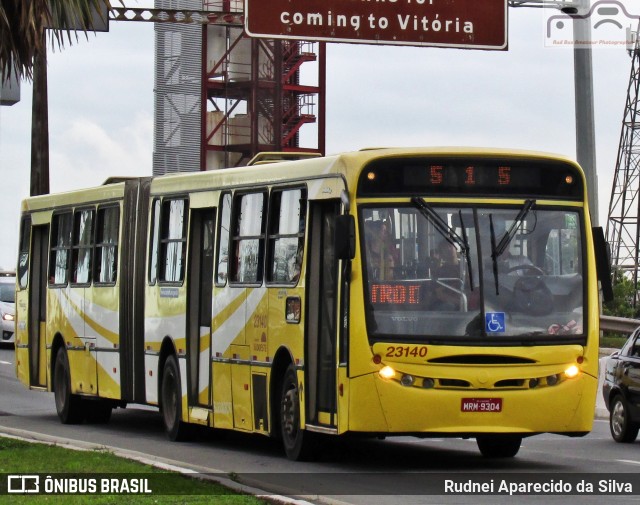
xmin=610 ymin=395 xmax=640 ymax=443
xmin=160 ymin=355 xmax=189 ymax=441
xmin=53 ymin=348 xmax=84 ymax=424
xmin=280 ymin=365 xmax=317 ymax=461
xmin=476 ymin=434 xmax=522 ymax=458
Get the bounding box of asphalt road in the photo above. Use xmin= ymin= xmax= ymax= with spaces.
xmin=1 ymin=346 xmax=639 ymax=505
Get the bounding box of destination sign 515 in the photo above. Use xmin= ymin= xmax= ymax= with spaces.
xmin=245 ymin=0 xmax=508 ymax=50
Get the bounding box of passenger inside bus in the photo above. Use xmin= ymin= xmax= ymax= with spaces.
xmin=431 ymin=240 xmax=460 ymax=279
xmin=365 ymin=219 xmax=398 ymax=280
xmin=429 ymin=240 xmax=464 ymax=311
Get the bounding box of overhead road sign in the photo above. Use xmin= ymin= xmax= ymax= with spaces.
xmin=0 ymin=69 xmax=20 ymax=106
xmin=245 ymin=0 xmax=508 ymax=50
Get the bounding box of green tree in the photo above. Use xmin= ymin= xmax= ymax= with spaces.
xmin=1 ymin=0 xmax=114 ymax=196
xmin=603 ymin=269 xmax=640 ymax=319
xmin=1 ymin=0 xmax=112 ymax=82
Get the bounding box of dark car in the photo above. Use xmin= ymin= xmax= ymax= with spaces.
xmin=602 ymin=329 xmax=640 ymax=442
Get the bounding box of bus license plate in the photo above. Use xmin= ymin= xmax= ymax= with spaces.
xmin=461 ymin=398 xmax=503 ymax=413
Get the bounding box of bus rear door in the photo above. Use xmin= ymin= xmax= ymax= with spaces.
xmin=28 ymin=224 xmax=49 ymax=388
xmin=186 ymin=202 xmax=216 ymax=423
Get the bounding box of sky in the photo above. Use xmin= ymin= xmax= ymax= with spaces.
xmin=0 ymin=1 xmax=636 ymax=270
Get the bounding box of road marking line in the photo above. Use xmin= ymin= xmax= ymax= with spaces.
xmin=617 ymin=459 xmax=640 ymax=466
xmin=0 ymin=360 xmax=11 ymax=365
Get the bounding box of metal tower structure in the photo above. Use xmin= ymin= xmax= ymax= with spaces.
xmin=153 ymin=0 xmax=204 ymax=175
xmin=202 ymin=1 xmax=324 ymax=169
xmin=606 ymin=24 xmax=640 ymax=289
xmin=152 ymin=0 xmax=324 ymax=175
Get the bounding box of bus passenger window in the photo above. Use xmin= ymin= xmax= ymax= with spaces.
xmin=95 ymin=206 xmax=120 ymax=284
xmin=216 ymin=193 xmax=231 ymax=286
xmin=49 ymin=213 xmax=72 ymax=286
xmin=18 ymin=216 xmax=31 ymax=289
xmin=72 ymin=209 xmax=95 ymax=285
xmin=160 ymin=198 xmax=188 ymax=283
xmin=231 ymin=192 xmax=265 ymax=284
xmin=148 ymin=199 xmax=160 ymax=285
xmin=268 ymin=188 xmax=306 ymax=284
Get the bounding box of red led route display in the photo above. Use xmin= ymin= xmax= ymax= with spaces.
xmin=371 ymin=283 xmax=422 ymax=305
xmin=245 ymin=0 xmax=508 ymax=50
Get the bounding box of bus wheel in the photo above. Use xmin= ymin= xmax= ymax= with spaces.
xmin=476 ymin=435 xmax=522 ymax=458
xmin=280 ymin=365 xmax=317 ymax=461
xmin=160 ymin=355 xmax=189 ymax=441
xmin=53 ymin=348 xmax=84 ymax=424
xmin=610 ymin=395 xmax=640 ymax=443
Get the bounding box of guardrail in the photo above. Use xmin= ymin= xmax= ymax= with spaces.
xmin=600 ymin=315 xmax=640 ymax=334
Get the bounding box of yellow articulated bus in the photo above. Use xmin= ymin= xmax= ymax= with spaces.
xmin=15 ymin=148 xmax=612 ymax=460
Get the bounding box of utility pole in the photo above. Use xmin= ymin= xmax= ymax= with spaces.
xmin=572 ymin=2 xmax=598 ymax=225
xmin=509 ymin=0 xmax=599 ymax=225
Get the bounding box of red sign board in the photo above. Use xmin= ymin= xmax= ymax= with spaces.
xmin=245 ymin=0 xmax=507 ymax=50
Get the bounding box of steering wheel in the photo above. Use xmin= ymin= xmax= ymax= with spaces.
xmin=506 ymin=264 xmax=545 ymax=276
xmin=512 ymin=276 xmax=553 ymax=316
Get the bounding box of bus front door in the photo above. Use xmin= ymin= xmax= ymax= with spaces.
xmin=186 ymin=208 xmax=215 ymax=411
xmin=306 ymin=201 xmax=340 ymax=428
xmin=28 ymin=225 xmax=49 ymax=388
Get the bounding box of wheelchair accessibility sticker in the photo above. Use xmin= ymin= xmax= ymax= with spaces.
xmin=485 ymin=312 xmax=505 ymax=333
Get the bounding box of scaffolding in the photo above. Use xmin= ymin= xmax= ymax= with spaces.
xmin=203 ymin=1 xmax=324 ymax=169
xmin=152 ymin=0 xmax=325 ymax=174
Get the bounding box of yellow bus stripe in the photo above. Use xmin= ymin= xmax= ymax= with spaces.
xmin=214 ymin=288 xmax=248 ymax=327
xmin=59 ymin=291 xmax=120 ymax=344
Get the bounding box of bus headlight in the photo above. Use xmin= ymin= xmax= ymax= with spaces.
xmin=422 ymin=378 xmax=435 ymax=389
xmin=379 ymin=366 xmax=396 ymax=380
xmin=546 ymin=374 xmax=560 ymax=386
xmin=400 ymin=374 xmax=415 ymax=387
xmin=564 ymin=365 xmax=580 ymax=379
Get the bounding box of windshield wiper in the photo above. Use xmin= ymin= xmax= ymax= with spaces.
xmin=492 ymin=200 xmax=536 ymax=259
xmin=411 ymin=197 xmax=474 ymax=290
xmin=489 ymin=199 xmax=536 ymax=295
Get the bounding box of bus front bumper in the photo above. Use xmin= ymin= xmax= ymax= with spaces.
xmin=347 ymin=372 xmax=597 ymax=436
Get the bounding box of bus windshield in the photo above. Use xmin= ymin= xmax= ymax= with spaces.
xmin=360 ymin=204 xmax=584 ymax=343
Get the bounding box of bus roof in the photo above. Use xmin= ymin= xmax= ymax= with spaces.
xmin=20 ymin=147 xmax=582 ymax=211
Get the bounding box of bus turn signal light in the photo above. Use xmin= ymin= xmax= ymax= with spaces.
xmin=564 ymin=365 xmax=580 ymax=379
xmin=379 ymin=366 xmax=395 ymax=380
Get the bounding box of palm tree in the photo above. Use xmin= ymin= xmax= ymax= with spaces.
xmin=1 ymin=0 xmax=113 ymax=195
xmin=1 ymin=0 xmax=112 ymax=82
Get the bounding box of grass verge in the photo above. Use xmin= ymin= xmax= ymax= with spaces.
xmin=0 ymin=436 xmax=267 ymax=504
xmin=600 ymin=334 xmax=628 ymax=350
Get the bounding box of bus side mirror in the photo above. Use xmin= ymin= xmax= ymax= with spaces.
xmin=592 ymin=226 xmax=614 ymax=303
xmin=335 ymin=215 xmax=356 ymax=260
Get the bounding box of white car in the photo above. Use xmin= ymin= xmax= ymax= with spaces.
xmin=0 ymin=272 xmax=15 ymax=345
